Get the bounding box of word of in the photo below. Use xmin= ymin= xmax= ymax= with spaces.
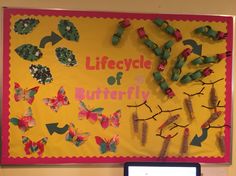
xmin=107 ymin=72 xmax=123 ymax=85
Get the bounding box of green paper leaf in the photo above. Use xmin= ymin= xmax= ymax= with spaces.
xmin=14 ymin=18 xmax=39 ymax=35
xmin=55 ymin=47 xmax=77 ymax=66
xmin=15 ymin=44 xmax=42 ymax=61
xmin=58 ymin=19 xmax=79 ymax=41
xmin=29 ymin=64 xmax=53 ymax=84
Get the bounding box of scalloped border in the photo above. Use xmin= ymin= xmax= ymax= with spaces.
xmin=1 ymin=7 xmax=233 ymax=165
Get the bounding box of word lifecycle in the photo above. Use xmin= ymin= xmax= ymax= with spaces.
xmin=75 ymin=86 xmax=150 ymax=101
xmin=85 ymin=55 xmax=152 ymax=71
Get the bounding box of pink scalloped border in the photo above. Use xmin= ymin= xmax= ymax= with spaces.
xmin=1 ymin=7 xmax=233 ymax=165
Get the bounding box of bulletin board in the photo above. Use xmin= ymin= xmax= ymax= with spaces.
xmin=1 ymin=8 xmax=233 ymax=164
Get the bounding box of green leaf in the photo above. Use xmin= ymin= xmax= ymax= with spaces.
xmin=29 ymin=64 xmax=53 ymax=84
xmin=15 ymin=44 xmax=42 ymax=61
xmin=55 ymin=47 xmax=77 ymax=66
xmin=14 ymin=18 xmax=39 ymax=35
xmin=58 ymin=20 xmax=79 ymax=41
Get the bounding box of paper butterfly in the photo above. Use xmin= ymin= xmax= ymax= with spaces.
xmin=14 ymin=82 xmax=39 ymax=104
xmin=65 ymin=123 xmax=90 ymax=147
xmin=78 ymin=101 xmax=104 ymax=123
xmin=98 ymin=110 xmax=121 ymax=129
xmin=43 ymin=87 xmax=69 ymax=112
xmin=10 ymin=107 xmax=36 ymax=132
xmin=22 ymin=136 xmax=48 ymax=156
xmin=95 ymin=135 xmax=119 ymax=154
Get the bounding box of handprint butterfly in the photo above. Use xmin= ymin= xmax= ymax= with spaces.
xmin=14 ymin=82 xmax=39 ymax=104
xmin=22 ymin=136 xmax=48 ymax=156
xmin=10 ymin=107 xmax=36 ymax=132
xmin=43 ymin=87 xmax=69 ymax=112
xmin=98 ymin=110 xmax=121 ymax=129
xmin=65 ymin=123 xmax=90 ymax=147
xmin=95 ymin=135 xmax=119 ymax=154
xmin=78 ymin=101 xmax=103 ymax=123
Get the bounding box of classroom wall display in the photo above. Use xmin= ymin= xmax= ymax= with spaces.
xmin=1 ymin=8 xmax=233 ymax=164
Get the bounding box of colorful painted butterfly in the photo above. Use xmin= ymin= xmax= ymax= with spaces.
xmin=22 ymin=136 xmax=48 ymax=156
xmin=14 ymin=82 xmax=39 ymax=104
xmin=95 ymin=135 xmax=119 ymax=154
xmin=43 ymin=87 xmax=69 ymax=112
xmin=78 ymin=101 xmax=104 ymax=123
xmin=10 ymin=107 xmax=36 ymax=132
xmin=98 ymin=110 xmax=121 ymax=129
xmin=65 ymin=123 xmax=90 ymax=147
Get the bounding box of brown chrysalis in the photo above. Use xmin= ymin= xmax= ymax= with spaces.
xmin=159 ymin=135 xmax=171 ymax=158
xmin=180 ymin=128 xmax=189 ymax=156
xmin=141 ymin=121 xmax=148 ymax=146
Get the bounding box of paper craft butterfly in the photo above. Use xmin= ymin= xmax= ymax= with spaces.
xmin=22 ymin=136 xmax=48 ymax=156
xmin=98 ymin=110 xmax=121 ymax=129
xmin=14 ymin=82 xmax=39 ymax=104
xmin=95 ymin=135 xmax=119 ymax=154
xmin=78 ymin=101 xmax=104 ymax=123
xmin=43 ymin=87 xmax=69 ymax=112
xmin=10 ymin=107 xmax=36 ymax=132
xmin=65 ymin=123 xmax=90 ymax=147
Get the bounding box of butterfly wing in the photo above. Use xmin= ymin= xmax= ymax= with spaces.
xmin=24 ymin=86 xmax=39 ymax=104
xmin=110 ymin=110 xmax=121 ymax=128
xmin=78 ymin=101 xmax=102 ymax=123
xmin=57 ymin=87 xmax=69 ymax=105
xmin=66 ymin=123 xmax=89 ymax=147
xmin=19 ymin=107 xmax=35 ymax=131
xmin=43 ymin=97 xmax=59 ymax=112
xmin=98 ymin=115 xmax=110 ymax=129
xmin=109 ymin=135 xmax=119 ymax=152
xmin=95 ymin=136 xmax=107 ymax=153
xmin=65 ymin=123 xmax=76 ymax=142
xmin=22 ymin=136 xmax=33 ymax=155
xmin=14 ymin=82 xmax=39 ymax=104
xmin=36 ymin=137 xmax=48 ymax=156
xmin=24 ymin=107 xmax=33 ymax=116
xmin=78 ymin=101 xmax=89 ymax=120
xmin=73 ymin=132 xmax=90 ymax=147
xmin=43 ymin=87 xmax=69 ymax=112
xmin=14 ymin=82 xmax=24 ymax=102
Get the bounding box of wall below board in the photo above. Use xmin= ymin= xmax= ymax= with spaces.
xmin=0 ymin=0 xmax=235 ymax=176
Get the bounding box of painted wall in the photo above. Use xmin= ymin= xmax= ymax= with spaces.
xmin=0 ymin=0 xmax=235 ymax=175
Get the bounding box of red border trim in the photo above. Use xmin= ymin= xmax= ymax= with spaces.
xmin=1 ymin=7 xmax=233 ymax=165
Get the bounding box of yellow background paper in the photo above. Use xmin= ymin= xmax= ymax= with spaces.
xmin=9 ymin=14 xmax=227 ymax=158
